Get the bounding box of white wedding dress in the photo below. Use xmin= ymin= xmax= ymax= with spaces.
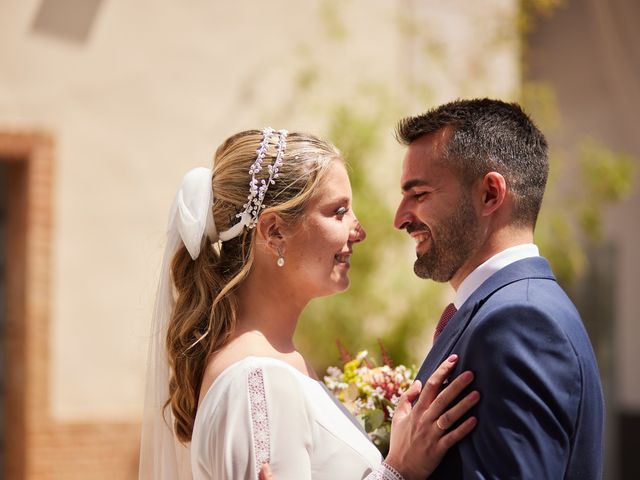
xmin=191 ymin=356 xmax=401 ymax=480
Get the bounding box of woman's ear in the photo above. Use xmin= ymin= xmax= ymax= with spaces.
xmin=256 ymin=212 xmax=286 ymax=255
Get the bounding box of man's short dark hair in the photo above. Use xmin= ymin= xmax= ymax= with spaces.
xmin=396 ymin=98 xmax=549 ymax=228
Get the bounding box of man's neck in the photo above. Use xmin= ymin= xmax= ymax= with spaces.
xmin=450 ymin=229 xmax=534 ymax=291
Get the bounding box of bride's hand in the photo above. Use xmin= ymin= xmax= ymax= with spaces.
xmin=384 ymin=354 xmax=479 ymax=480
xmin=259 ymin=463 xmax=274 ymax=480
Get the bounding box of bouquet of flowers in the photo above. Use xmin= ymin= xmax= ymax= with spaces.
xmin=323 ymin=344 xmax=416 ymax=456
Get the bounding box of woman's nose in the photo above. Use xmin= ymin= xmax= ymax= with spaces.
xmin=350 ymin=220 xmax=366 ymax=243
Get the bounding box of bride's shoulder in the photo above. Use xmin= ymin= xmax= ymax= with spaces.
xmin=198 ymin=338 xmax=312 ymax=404
xmin=197 ymin=357 xmax=315 ymax=419
xmin=193 ymin=352 xmax=319 ymax=442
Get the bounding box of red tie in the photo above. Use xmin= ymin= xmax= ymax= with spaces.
xmin=433 ymin=303 xmax=457 ymax=342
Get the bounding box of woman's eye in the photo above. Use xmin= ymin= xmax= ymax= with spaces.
xmin=335 ymin=206 xmax=349 ymax=216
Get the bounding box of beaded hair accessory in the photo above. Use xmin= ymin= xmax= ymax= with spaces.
xmin=218 ymin=127 xmax=288 ymax=242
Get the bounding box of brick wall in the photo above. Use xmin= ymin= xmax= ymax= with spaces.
xmin=1 ymin=131 xmax=140 ymax=480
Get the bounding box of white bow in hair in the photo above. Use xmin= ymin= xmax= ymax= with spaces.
xmin=168 ymin=167 xmax=217 ymax=260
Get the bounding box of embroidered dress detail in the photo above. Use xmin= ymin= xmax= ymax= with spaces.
xmin=248 ymin=368 xmax=270 ymax=473
xmin=378 ymin=462 xmax=405 ymax=480
xmin=361 ymin=462 xmax=406 ymax=480
xmin=363 ymin=462 xmax=406 ymax=480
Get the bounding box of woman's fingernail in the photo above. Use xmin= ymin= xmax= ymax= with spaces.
xmin=447 ymin=354 xmax=458 ymax=363
xmin=469 ymin=390 xmax=480 ymax=401
xmin=462 ymin=370 xmax=474 ymax=381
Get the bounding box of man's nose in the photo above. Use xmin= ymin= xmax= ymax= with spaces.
xmin=394 ymin=200 xmax=412 ymax=231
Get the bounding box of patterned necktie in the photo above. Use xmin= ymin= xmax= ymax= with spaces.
xmin=433 ymin=303 xmax=457 ymax=342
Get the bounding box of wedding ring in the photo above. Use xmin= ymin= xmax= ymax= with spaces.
xmin=436 ymin=417 xmax=447 ymax=431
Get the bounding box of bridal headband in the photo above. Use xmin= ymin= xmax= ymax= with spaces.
xmin=169 ymin=127 xmax=288 ymax=258
xmin=218 ymin=127 xmax=288 ymax=242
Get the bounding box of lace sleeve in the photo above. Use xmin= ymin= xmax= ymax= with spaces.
xmin=248 ymin=368 xmax=271 ymax=470
xmin=364 ymin=462 xmax=406 ymax=480
xmin=246 ymin=366 xmax=313 ymax=479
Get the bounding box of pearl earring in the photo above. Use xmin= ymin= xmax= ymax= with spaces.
xmin=277 ymin=248 xmax=285 ymax=267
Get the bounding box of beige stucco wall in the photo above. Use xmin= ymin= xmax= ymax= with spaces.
xmin=0 ymin=0 xmax=519 ymax=423
xmin=528 ymin=0 xmax=640 ymax=411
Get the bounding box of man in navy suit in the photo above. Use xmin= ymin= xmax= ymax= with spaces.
xmin=393 ymin=99 xmax=604 ymax=479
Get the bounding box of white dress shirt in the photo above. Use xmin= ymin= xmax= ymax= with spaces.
xmin=453 ymin=244 xmax=540 ymax=309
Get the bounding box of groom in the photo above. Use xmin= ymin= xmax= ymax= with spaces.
xmin=394 ymin=99 xmax=604 ymax=479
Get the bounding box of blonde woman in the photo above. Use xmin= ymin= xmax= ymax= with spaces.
xmin=139 ymin=129 xmax=479 ymax=480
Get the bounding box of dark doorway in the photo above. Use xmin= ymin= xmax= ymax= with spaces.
xmin=0 ymin=161 xmax=6 ymax=476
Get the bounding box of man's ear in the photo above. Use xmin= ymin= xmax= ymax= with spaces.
xmin=256 ymin=212 xmax=286 ymax=255
xmin=478 ymin=171 xmax=507 ymax=217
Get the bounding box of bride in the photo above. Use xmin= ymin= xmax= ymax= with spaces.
xmin=139 ymin=128 xmax=479 ymax=479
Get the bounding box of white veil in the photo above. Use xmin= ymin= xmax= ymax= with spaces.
xmin=139 ymin=167 xmax=217 ymax=480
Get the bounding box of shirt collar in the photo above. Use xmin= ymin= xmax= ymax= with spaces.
xmin=453 ymin=244 xmax=539 ymax=309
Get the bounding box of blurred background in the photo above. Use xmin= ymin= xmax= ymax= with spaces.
xmin=0 ymin=0 xmax=638 ymax=478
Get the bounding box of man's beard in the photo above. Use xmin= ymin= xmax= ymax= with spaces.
xmin=413 ymin=193 xmax=480 ymax=282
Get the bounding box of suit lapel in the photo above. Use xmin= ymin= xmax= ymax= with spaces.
xmin=415 ymin=257 xmax=556 ymax=384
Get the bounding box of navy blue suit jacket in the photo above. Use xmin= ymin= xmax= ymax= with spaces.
xmin=416 ymin=257 xmax=604 ymax=479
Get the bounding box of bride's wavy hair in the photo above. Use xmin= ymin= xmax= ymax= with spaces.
xmin=166 ymin=130 xmax=341 ymax=442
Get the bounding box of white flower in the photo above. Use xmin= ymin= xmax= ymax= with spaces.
xmin=356 ymin=350 xmax=369 ymax=361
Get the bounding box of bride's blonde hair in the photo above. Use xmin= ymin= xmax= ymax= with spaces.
xmin=166 ymin=130 xmax=341 ymax=442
